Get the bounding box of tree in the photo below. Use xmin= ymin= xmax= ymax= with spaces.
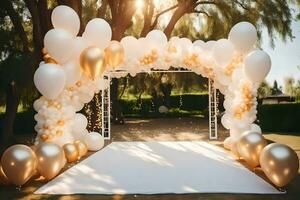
xmin=271 ymin=80 xmax=283 ymax=95
xmin=0 ymin=0 xmax=298 ymax=138
xmin=284 ymin=76 xmax=295 ymax=96
xmin=257 ymin=81 xmax=271 ymax=98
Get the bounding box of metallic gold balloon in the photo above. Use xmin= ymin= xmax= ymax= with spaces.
xmin=260 ymin=143 xmax=299 ymax=187
xmin=80 ymin=46 xmax=106 ymax=80
xmin=1 ymin=145 xmax=37 ymax=186
xmin=0 ymin=163 xmax=9 ymax=185
xmin=74 ymin=140 xmax=88 ymax=159
xmin=104 ymin=40 xmax=124 ymax=69
xmin=35 ymin=142 xmax=65 ymax=180
xmin=237 ymin=131 xmax=267 ymax=168
xmin=63 ymin=143 xmax=79 ymax=163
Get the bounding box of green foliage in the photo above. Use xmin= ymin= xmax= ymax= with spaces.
xmin=258 ymin=103 xmax=300 ymax=132
xmin=257 ymin=80 xmax=271 ymax=98
xmin=119 ymin=94 xmax=209 ymax=117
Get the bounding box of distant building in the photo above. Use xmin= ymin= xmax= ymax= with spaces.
xmin=262 ymin=94 xmax=295 ymax=104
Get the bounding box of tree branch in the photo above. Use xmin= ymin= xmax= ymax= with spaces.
xmin=97 ymin=0 xmax=108 ymax=18
xmin=3 ymin=0 xmax=29 ymax=52
xmin=24 ymin=0 xmax=43 ymax=60
xmin=150 ymin=4 xmax=179 ymax=31
xmin=194 ymin=10 xmax=211 ymax=18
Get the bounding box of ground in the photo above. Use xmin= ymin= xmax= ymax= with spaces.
xmin=0 ymin=117 xmax=300 ymax=200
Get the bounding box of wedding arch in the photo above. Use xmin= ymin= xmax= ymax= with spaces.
xmin=33 ymin=5 xmax=272 ymax=149
xmin=2 ymin=5 xmax=299 ymax=190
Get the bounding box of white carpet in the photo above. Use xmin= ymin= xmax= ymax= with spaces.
xmin=35 ymin=141 xmax=282 ymax=194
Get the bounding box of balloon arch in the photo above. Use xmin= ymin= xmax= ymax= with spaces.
xmin=33 ymin=6 xmax=271 ymax=149
xmin=1 ymin=5 xmax=298 ymax=190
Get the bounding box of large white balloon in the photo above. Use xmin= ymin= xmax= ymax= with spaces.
xmin=51 ymin=5 xmax=80 ymax=36
xmin=84 ymin=132 xmax=104 ymax=151
xmin=121 ymin=36 xmax=139 ymax=61
xmin=72 ymin=113 xmax=88 ymax=131
xmin=34 ymin=63 xmax=66 ymax=99
xmin=146 ymin=30 xmax=168 ymax=47
xmin=244 ymin=50 xmax=271 ymax=83
xmin=82 ymin=18 xmax=112 ymax=49
xmin=213 ymin=39 xmax=235 ymax=67
xmin=229 ymin=21 xmax=257 ymax=53
xmin=62 ymin=60 xmax=81 ymax=86
xmin=44 ymin=29 xmax=74 ymax=63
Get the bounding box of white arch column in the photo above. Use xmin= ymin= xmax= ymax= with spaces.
xmin=208 ymin=79 xmax=218 ymax=140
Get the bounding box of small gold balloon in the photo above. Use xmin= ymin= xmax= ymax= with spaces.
xmin=260 ymin=143 xmax=299 ymax=187
xmin=74 ymin=140 xmax=88 ymax=159
xmin=35 ymin=142 xmax=65 ymax=180
xmin=237 ymin=131 xmax=267 ymax=168
xmin=80 ymin=46 xmax=106 ymax=80
xmin=1 ymin=145 xmax=37 ymax=186
xmin=104 ymin=40 xmax=124 ymax=70
xmin=63 ymin=143 xmax=79 ymax=163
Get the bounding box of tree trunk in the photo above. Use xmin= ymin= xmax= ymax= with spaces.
xmin=110 ymin=78 xmax=124 ymax=124
xmin=2 ymin=81 xmax=19 ymax=143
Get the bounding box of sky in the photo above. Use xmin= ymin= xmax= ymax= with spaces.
xmin=261 ymin=7 xmax=300 ymax=87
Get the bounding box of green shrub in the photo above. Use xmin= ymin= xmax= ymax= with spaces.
xmin=257 ymin=103 xmax=300 ymax=132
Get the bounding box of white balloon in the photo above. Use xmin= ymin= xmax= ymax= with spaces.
xmin=72 ymin=128 xmax=88 ymax=141
xmin=229 ymin=21 xmax=257 ymax=53
xmin=250 ymin=123 xmax=262 ymax=134
xmin=121 ymin=36 xmax=139 ymax=60
xmin=44 ymin=29 xmax=74 ymax=63
xmin=62 ymin=60 xmax=81 ymax=86
xmin=51 ymin=132 xmax=75 ymax=147
xmin=213 ymin=39 xmax=235 ymax=67
xmin=193 ymin=40 xmax=205 ymax=50
xmin=221 ymin=114 xmax=231 ymax=129
xmin=72 ymin=113 xmax=88 ymax=131
xmin=34 ymin=63 xmax=66 ymax=99
xmin=84 ymin=132 xmax=104 ymax=151
xmin=204 ymin=40 xmax=216 ymax=51
xmin=146 ymin=30 xmax=168 ymax=47
xmin=82 ymin=18 xmax=112 ymax=48
xmin=224 ymin=137 xmax=232 ymax=150
xmin=72 ymin=37 xmax=89 ymax=61
xmin=51 ymin=5 xmax=80 ymax=36
xmin=244 ymin=50 xmax=271 ymax=83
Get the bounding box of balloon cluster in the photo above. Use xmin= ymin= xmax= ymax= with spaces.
xmin=0 ymin=135 xmax=105 ymax=186
xmin=224 ymin=127 xmax=299 ymax=188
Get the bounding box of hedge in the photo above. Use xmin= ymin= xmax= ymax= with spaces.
xmin=1 ymin=97 xmax=299 ymax=135
xmin=257 ymin=103 xmax=300 ymax=133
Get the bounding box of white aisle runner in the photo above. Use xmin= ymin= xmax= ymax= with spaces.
xmin=35 ymin=141 xmax=282 ymax=194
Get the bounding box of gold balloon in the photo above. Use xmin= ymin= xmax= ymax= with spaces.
xmin=1 ymin=145 xmax=37 ymax=186
xmin=104 ymin=40 xmax=124 ymax=69
xmin=35 ymin=142 xmax=65 ymax=180
xmin=0 ymin=163 xmax=9 ymax=185
xmin=260 ymin=143 xmax=299 ymax=187
xmin=80 ymin=46 xmax=106 ymax=80
xmin=63 ymin=143 xmax=79 ymax=163
xmin=74 ymin=140 xmax=88 ymax=159
xmin=237 ymin=131 xmax=267 ymax=168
